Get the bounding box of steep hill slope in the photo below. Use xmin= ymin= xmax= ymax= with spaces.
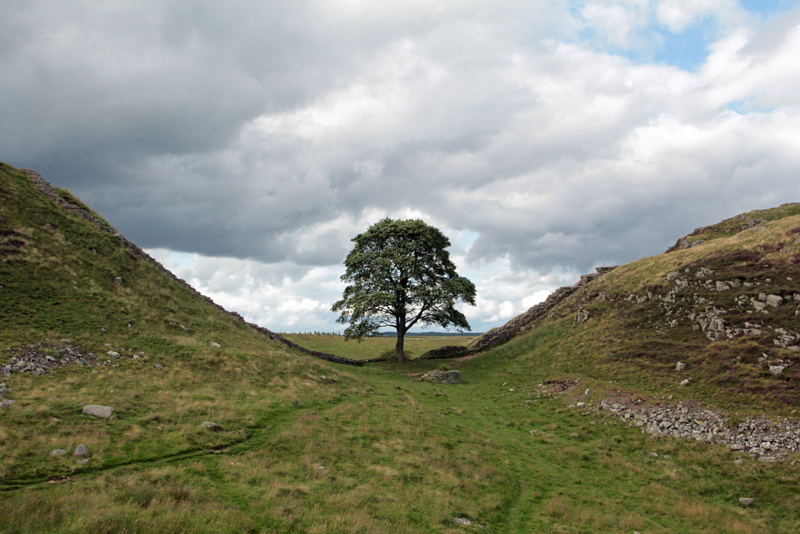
xmin=0 ymin=162 xmax=365 ymax=482
xmin=470 ymin=203 xmax=800 ymax=416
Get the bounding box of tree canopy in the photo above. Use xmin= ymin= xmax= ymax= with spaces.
xmin=331 ymin=218 xmax=476 ymax=362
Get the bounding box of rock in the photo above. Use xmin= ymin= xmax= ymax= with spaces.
xmin=106 ymin=351 xmax=120 ymax=358
xmin=584 ymin=388 xmax=592 ymax=395
xmin=82 ymin=404 xmax=114 ymax=418
xmin=675 ymin=361 xmax=687 ymax=371
xmin=453 ymin=518 xmax=471 ymax=526
xmin=576 ymin=402 xmax=586 ymax=408
xmin=758 ymin=456 xmax=777 ymax=462
xmin=575 ymin=309 xmax=591 ymax=323
xmin=179 ymin=324 xmax=189 ymax=331
xmin=739 ymin=498 xmax=755 ymax=506
xmin=766 ymin=295 xmax=784 ymax=307
xmin=49 ymin=449 xmax=67 ymax=457
xmin=679 ymin=379 xmax=691 ymax=386
xmin=732 ymin=459 xmax=744 ymax=464
xmin=650 ymin=452 xmax=659 ymax=457
xmin=202 ymin=422 xmax=220 ymax=431
xmin=769 ymin=365 xmax=785 ymax=375
xmin=208 ymin=341 xmax=221 ymax=348
xmin=0 ymin=399 xmax=15 ymax=408
xmin=419 ymin=370 xmax=463 ymax=384
xmin=76 ymin=458 xmax=90 ymax=464
xmin=73 ymin=445 xmax=89 ymax=458
xmin=113 ymin=276 xmax=122 ymax=286
xmin=311 ymin=463 xmax=329 ymax=475
xmin=666 ymin=271 xmax=679 ymax=281
xmin=153 ymin=363 xmax=163 ymax=369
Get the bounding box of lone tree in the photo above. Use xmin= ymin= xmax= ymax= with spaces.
xmin=332 ymin=218 xmax=477 ymax=363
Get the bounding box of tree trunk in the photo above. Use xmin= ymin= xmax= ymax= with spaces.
xmin=395 ymin=327 xmax=408 ymax=363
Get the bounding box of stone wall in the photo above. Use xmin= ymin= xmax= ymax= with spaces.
xmin=468 ymin=266 xmax=616 ymax=353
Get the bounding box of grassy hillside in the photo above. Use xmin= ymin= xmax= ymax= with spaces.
xmin=2 ymin=162 xmax=800 ymax=532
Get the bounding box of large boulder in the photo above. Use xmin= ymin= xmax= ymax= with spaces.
xmin=82 ymin=404 xmax=114 ymax=419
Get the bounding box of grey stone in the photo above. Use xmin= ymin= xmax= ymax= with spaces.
xmin=208 ymin=341 xmax=221 ymax=348
xmin=49 ymin=449 xmax=67 ymax=457
xmin=575 ymin=309 xmax=591 ymax=323
xmin=766 ymin=294 xmax=784 ymax=307
xmin=202 ymin=422 xmax=220 ymax=431
xmin=82 ymin=404 xmax=114 ymax=419
xmin=666 ymin=271 xmax=679 ymax=281
xmin=73 ymin=445 xmax=89 ymax=457
xmin=113 ymin=276 xmax=123 ymax=286
xmin=106 ymin=351 xmax=119 ymax=358
xmin=739 ymin=498 xmax=755 ymax=505
xmin=675 ymin=361 xmax=687 ymax=371
xmin=453 ymin=518 xmax=471 ymax=526
xmin=769 ymin=365 xmax=785 ymax=375
xmin=758 ymin=456 xmax=778 ymax=462
xmin=76 ymin=458 xmax=89 ymax=464
xmin=679 ymin=379 xmax=691 ymax=386
xmin=153 ymin=363 xmax=163 ymax=369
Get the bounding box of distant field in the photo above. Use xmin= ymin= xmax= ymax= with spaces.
xmin=282 ymin=333 xmax=475 ymax=360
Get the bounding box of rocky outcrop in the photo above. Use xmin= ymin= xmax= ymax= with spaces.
xmin=3 ymin=343 xmax=98 ymax=377
xmin=24 ymin=170 xmax=363 ymax=368
xmin=469 ymin=266 xmax=616 ymax=353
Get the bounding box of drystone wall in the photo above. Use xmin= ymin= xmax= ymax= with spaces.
xmin=468 ymin=266 xmax=617 ymax=353
xmin=24 ymin=170 xmax=363 ymax=367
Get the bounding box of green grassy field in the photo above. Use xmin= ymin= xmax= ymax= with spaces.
xmin=281 ymin=334 xmax=475 ymax=361
xmin=3 ymin=332 xmax=799 ymax=533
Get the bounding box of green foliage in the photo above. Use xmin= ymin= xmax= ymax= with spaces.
xmin=332 ymin=218 xmax=476 ymax=362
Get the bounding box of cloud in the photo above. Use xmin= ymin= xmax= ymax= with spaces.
xmin=3 ymin=1 xmax=800 ymax=332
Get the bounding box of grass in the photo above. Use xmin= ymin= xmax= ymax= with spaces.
xmin=4 ymin=345 xmax=799 ymax=533
xmin=2 ymin=160 xmax=800 ymax=532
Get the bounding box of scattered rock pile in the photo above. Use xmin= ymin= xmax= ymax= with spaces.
xmin=3 ymin=342 xmax=97 ymax=377
xmin=598 ymin=398 xmax=800 ymax=460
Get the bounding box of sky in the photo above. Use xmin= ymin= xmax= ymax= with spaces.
xmin=2 ymin=0 xmax=800 ymax=334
